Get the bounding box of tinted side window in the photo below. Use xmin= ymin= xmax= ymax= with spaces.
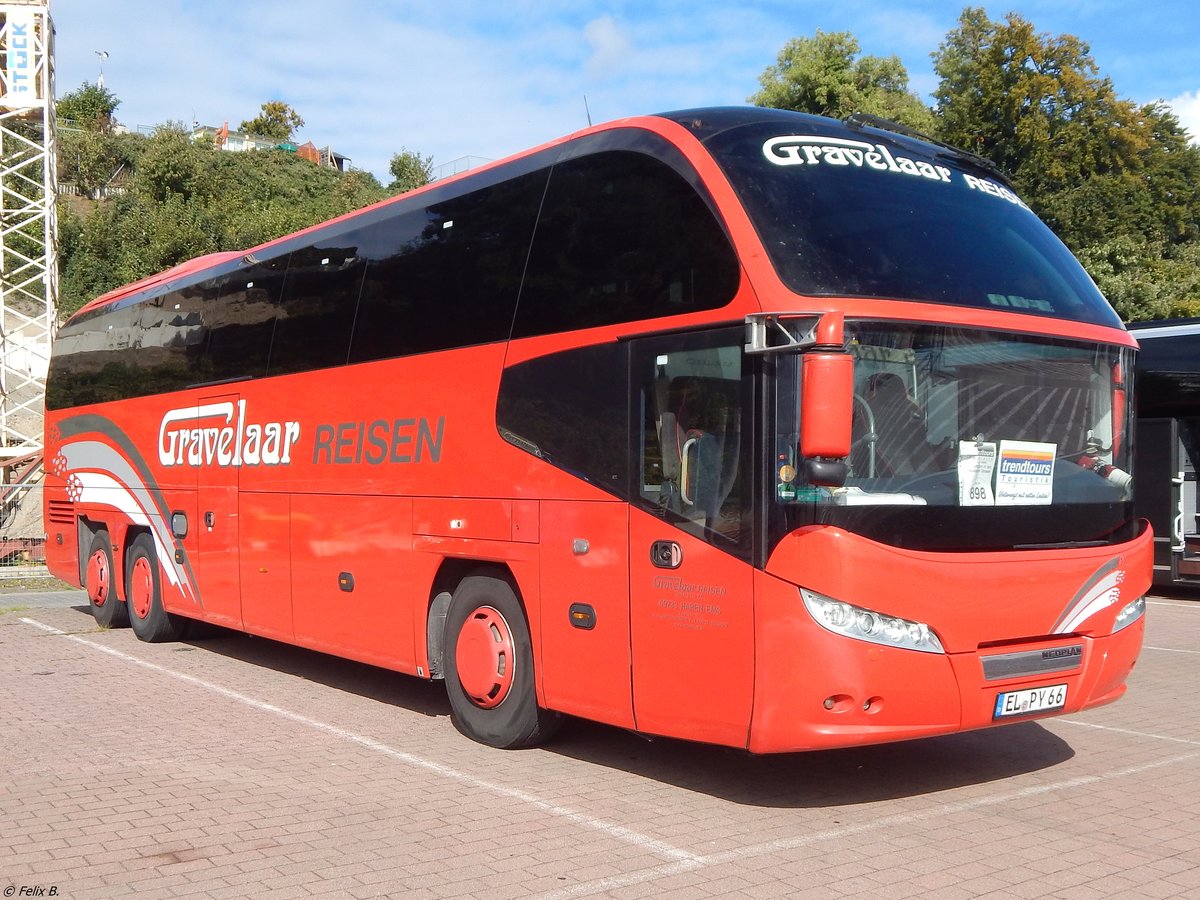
xmin=513 ymin=151 xmax=739 ymax=339
xmin=46 ymin=301 xmax=144 ymax=409
xmin=134 ymin=285 xmax=211 ymax=393
xmin=496 ymin=342 xmax=629 ymax=496
xmin=350 ymin=170 xmax=548 ymax=364
xmin=268 ymin=242 xmax=366 ymax=376
xmin=46 ymin=280 xmax=219 ymax=409
xmin=1136 ymin=332 xmax=1200 ymax=418
xmin=201 ymin=255 xmax=288 ymax=384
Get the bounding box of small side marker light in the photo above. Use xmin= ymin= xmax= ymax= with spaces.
xmin=569 ymin=603 xmax=596 ymax=630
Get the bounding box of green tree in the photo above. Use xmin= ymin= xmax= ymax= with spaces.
xmin=133 ymin=123 xmax=208 ymax=202
xmin=931 ymin=8 xmax=1200 ymax=321
xmin=750 ymin=30 xmax=935 ymax=132
xmin=58 ymin=127 xmax=391 ymax=316
xmin=57 ymin=82 xmax=120 ymax=131
xmin=387 ymin=148 xmax=433 ymax=194
xmin=1079 ymin=238 xmax=1200 ymax=321
xmin=239 ymin=101 xmax=305 ymax=141
xmin=58 ymin=130 xmax=137 ymax=198
xmin=932 ymin=8 xmax=1148 ymax=196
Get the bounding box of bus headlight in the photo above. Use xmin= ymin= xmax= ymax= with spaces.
xmin=801 ymin=588 xmax=944 ymax=654
xmin=1112 ymin=596 xmax=1146 ymax=633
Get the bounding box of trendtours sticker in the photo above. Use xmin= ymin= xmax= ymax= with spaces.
xmin=957 ymin=439 xmax=1056 ymax=506
xmin=995 ymin=440 xmax=1056 ymax=506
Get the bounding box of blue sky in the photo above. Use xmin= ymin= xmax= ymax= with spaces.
xmin=53 ymin=1 xmax=1200 ymax=181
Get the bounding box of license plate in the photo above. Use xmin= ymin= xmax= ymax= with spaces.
xmin=994 ymin=683 xmax=1067 ymax=719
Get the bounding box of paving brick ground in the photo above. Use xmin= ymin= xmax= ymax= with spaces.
xmin=1 ymin=590 xmax=1197 ymax=899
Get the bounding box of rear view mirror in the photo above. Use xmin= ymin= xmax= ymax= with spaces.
xmin=800 ymin=312 xmax=852 ymax=486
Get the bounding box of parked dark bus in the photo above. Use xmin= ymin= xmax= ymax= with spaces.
xmin=1129 ymin=318 xmax=1200 ymax=588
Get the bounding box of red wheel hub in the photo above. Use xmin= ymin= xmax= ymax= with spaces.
xmin=86 ymin=550 xmax=110 ymax=608
xmin=455 ymin=606 xmax=515 ymax=709
xmin=130 ymin=556 xmax=153 ymax=620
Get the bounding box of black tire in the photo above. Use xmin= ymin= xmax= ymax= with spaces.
xmin=125 ymin=532 xmax=185 ymax=643
xmin=443 ymin=573 xmax=560 ymax=749
xmin=84 ymin=530 xmax=128 ymax=628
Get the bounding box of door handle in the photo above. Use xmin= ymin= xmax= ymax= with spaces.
xmin=650 ymin=540 xmax=682 ymax=569
xmin=205 ymin=511 xmax=216 ymax=529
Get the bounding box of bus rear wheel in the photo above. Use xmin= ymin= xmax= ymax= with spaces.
xmin=443 ymin=573 xmax=560 ymax=749
xmin=126 ymin=533 xmax=185 ymax=643
xmin=85 ymin=530 xmax=128 ymax=628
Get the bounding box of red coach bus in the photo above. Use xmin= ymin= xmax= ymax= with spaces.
xmin=44 ymin=107 xmax=1150 ymax=752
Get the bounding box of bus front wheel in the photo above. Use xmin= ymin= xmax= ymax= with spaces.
xmin=443 ymin=573 xmax=559 ymax=749
xmin=85 ymin=530 xmax=128 ymax=629
xmin=125 ymin=533 xmax=185 ymax=643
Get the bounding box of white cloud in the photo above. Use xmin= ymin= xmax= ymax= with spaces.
xmin=1166 ymin=90 xmax=1200 ymax=145
xmin=584 ymin=16 xmax=633 ymax=77
xmin=51 ymin=1 xmax=1200 ymax=180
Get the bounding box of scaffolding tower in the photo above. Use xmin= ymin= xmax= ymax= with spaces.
xmin=0 ymin=0 xmax=55 ymax=544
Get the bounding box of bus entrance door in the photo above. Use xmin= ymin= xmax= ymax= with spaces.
xmin=625 ymin=329 xmax=756 ymax=747
xmin=195 ymin=393 xmax=243 ymax=628
xmin=628 ymin=510 xmax=754 ymax=747
xmin=1135 ymin=417 xmax=1188 ymax=582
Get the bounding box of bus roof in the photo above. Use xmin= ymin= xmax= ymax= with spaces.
xmin=66 ymin=105 xmax=1120 ymax=337
xmin=1126 ymin=317 xmax=1200 ymax=339
xmin=69 ymin=106 xmax=937 ymax=321
xmin=79 ymin=250 xmax=244 ymax=315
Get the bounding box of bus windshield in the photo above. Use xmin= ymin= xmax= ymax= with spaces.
xmin=772 ymin=323 xmax=1136 ymax=552
xmin=703 ymin=121 xmax=1121 ymax=328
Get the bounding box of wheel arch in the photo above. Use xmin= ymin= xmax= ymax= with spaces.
xmin=76 ymin=515 xmax=102 ymax=587
xmin=76 ymin=515 xmax=143 ymax=602
xmin=119 ymin=522 xmax=153 ymax=603
xmin=425 ymin=558 xmax=525 ymax=681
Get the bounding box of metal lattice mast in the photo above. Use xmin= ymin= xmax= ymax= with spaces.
xmin=0 ymin=1 xmax=55 ymax=485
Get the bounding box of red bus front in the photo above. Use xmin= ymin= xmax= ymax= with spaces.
xmin=687 ymin=111 xmax=1149 ymax=751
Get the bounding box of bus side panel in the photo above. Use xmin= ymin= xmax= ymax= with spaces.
xmin=240 ymin=491 xmax=294 ymax=642
xmin=291 ymin=493 xmax=417 ymax=673
xmin=194 ymin=395 xmax=243 ymax=628
xmin=43 ymin=469 xmax=82 ymax=587
xmin=537 ymin=499 xmax=634 ymax=729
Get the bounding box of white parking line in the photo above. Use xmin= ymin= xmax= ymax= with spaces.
xmin=1056 ymin=718 xmax=1200 ymax=745
xmin=1144 ymin=645 xmax=1200 ymax=655
xmin=535 ymin=750 xmax=1200 ymax=899
xmin=23 ymin=614 xmax=1196 ymax=900
xmin=19 ymin=617 xmax=700 ymax=866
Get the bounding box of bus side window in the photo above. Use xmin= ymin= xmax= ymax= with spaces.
xmin=349 ymin=170 xmax=545 ymax=364
xmin=496 ymin=342 xmax=629 ymax=496
xmin=268 ymin=242 xmax=366 ymax=376
xmin=639 ymin=337 xmax=749 ymax=555
xmin=513 ymin=148 xmax=739 ymax=339
xmin=202 ymin=256 xmax=288 ymax=384
xmin=134 ymin=286 xmax=211 ymax=394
